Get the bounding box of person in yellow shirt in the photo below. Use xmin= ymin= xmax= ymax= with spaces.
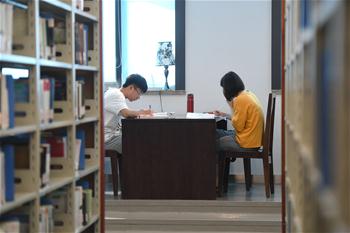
xmin=213 ymin=71 xmax=264 ymax=151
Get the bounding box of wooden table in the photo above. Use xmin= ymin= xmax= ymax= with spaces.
xmin=120 ymin=118 xmax=217 ymax=199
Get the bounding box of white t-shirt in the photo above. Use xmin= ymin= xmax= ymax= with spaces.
xmin=104 ymin=88 xmax=128 ymax=142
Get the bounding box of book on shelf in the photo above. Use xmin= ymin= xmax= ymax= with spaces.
xmin=75 ymin=129 xmax=85 ymax=170
xmin=40 ymin=77 xmax=55 ymax=124
xmin=0 ymin=74 xmax=15 ymax=129
xmin=75 ymin=78 xmax=85 ymax=119
xmin=0 ymin=150 xmax=4 ymax=206
xmin=40 ymin=13 xmax=56 ymax=60
xmin=45 ymin=136 xmax=67 ymax=159
xmin=0 ymin=219 xmax=20 ymax=233
xmin=40 ymin=143 xmax=51 ymax=187
xmin=0 ymin=2 xmax=13 ymax=54
xmin=3 ymin=144 xmax=14 ymax=202
xmin=39 ymin=205 xmax=54 ymax=233
xmin=75 ymin=22 xmax=89 ymax=65
xmin=77 ymin=180 xmax=93 ymax=224
xmin=0 ymin=214 xmax=29 ymax=233
xmin=48 ymin=190 xmax=68 ymax=214
xmin=75 ymin=186 xmax=84 ymax=228
xmin=14 ymin=77 xmax=29 ymax=103
xmin=54 ymin=78 xmax=66 ymax=101
xmin=75 ymin=0 xmax=84 ymax=11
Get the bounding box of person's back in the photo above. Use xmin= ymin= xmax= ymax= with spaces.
xmin=232 ymin=90 xmax=264 ymax=148
xmin=214 ymin=71 xmax=264 ymax=152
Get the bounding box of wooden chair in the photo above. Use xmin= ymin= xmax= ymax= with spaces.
xmin=218 ymin=93 xmax=276 ymax=198
xmin=105 ymin=150 xmax=122 ymax=197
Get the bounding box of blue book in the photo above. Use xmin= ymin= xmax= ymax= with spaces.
xmin=77 ymin=180 xmax=89 ymax=190
xmin=14 ymin=78 xmax=29 ymax=103
xmin=5 ymin=75 xmax=15 ymax=128
xmin=76 ymin=129 xmax=85 ymax=170
xmin=3 ymin=144 xmax=14 ymax=202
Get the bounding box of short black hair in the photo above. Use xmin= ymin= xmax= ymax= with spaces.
xmin=122 ymin=74 xmax=148 ymax=93
xmin=220 ymin=71 xmax=245 ymax=101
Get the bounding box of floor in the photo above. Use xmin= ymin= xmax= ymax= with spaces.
xmin=104 ymin=175 xmax=281 ymax=202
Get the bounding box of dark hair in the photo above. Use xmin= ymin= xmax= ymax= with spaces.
xmin=122 ymin=74 xmax=148 ymax=93
xmin=220 ymin=71 xmax=245 ymax=101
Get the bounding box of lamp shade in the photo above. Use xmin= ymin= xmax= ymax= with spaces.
xmin=156 ymin=41 xmax=175 ymax=66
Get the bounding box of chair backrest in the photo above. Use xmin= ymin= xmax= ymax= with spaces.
xmin=269 ymin=96 xmax=276 ymax=155
xmin=262 ymin=93 xmax=275 ymax=155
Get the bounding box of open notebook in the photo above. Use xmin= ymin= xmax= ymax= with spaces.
xmin=139 ymin=112 xmax=174 ymax=119
xmin=186 ymin=113 xmax=226 ymax=122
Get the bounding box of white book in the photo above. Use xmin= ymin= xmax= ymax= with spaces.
xmin=0 ymin=220 xmax=20 ymax=233
xmin=75 ymin=186 xmax=83 ymax=228
xmin=186 ymin=112 xmax=215 ymax=119
xmin=75 ymin=139 xmax=82 ymax=170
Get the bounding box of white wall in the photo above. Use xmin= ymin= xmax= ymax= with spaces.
xmin=123 ymin=0 xmax=281 ymax=175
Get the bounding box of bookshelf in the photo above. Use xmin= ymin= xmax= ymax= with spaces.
xmin=0 ymin=0 xmax=102 ymax=232
xmin=284 ymin=0 xmax=350 ymax=232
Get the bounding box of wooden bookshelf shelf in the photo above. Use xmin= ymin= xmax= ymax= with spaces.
xmin=39 ymin=176 xmax=73 ymax=197
xmin=0 ymin=125 xmax=36 ymax=138
xmin=74 ymin=64 xmax=98 ymax=71
xmin=0 ymin=0 xmax=102 ymax=232
xmin=40 ymin=120 xmax=74 ymax=131
xmin=75 ymin=9 xmax=98 ymax=22
xmin=0 ymin=191 xmax=37 ymax=215
xmin=40 ymin=0 xmax=72 ymax=12
xmin=75 ymin=164 xmax=99 ymax=181
xmin=76 ymin=214 xmax=99 ymax=233
xmin=0 ymin=54 xmax=36 ymax=65
xmin=285 ymin=0 xmax=350 ymax=231
xmin=39 ymin=59 xmax=73 ymax=69
xmin=76 ymin=116 xmax=98 ymax=125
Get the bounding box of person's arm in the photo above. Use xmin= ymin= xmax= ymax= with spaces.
xmin=120 ymin=108 xmax=153 ymax=118
xmin=210 ymin=110 xmax=231 ymax=120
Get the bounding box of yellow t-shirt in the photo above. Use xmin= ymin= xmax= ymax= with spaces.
xmin=231 ymin=91 xmax=264 ymax=148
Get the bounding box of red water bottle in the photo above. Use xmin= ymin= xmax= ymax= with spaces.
xmin=187 ymin=93 xmax=194 ymax=112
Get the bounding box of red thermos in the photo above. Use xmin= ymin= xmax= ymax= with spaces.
xmin=187 ymin=93 xmax=194 ymax=112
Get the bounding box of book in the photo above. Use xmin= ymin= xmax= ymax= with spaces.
xmin=0 ymin=150 xmax=4 ymax=206
xmin=40 ymin=143 xmax=51 ymax=187
xmin=139 ymin=112 xmax=174 ymax=119
xmin=186 ymin=112 xmax=215 ymax=119
xmin=48 ymin=136 xmax=67 ymax=158
xmin=5 ymin=75 xmax=14 ymax=128
xmin=14 ymin=78 xmax=29 ymax=103
xmin=76 ymin=129 xmax=85 ymax=170
xmin=3 ymin=144 xmax=14 ymax=202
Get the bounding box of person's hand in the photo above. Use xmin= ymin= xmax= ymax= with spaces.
xmin=140 ymin=109 xmax=154 ymax=116
xmin=209 ymin=110 xmax=226 ymax=117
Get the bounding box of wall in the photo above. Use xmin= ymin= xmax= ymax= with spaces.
xmin=122 ymin=0 xmax=281 ymax=175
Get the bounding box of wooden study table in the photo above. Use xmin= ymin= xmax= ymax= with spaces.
xmin=120 ymin=117 xmax=217 ymax=200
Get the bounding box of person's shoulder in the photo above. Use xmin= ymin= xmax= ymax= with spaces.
xmin=105 ymin=88 xmax=124 ymax=98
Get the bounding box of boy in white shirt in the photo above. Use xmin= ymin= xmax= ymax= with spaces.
xmin=104 ymin=74 xmax=152 ymax=153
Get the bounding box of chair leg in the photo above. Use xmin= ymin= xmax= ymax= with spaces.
xmin=217 ymin=155 xmax=226 ymax=197
xmin=262 ymin=157 xmax=271 ymax=198
xmin=110 ymin=156 xmax=119 ymax=197
xmin=223 ymin=158 xmax=230 ymax=193
xmin=117 ymin=154 xmax=123 ymax=195
xmin=243 ymin=158 xmax=252 ymax=191
xmin=269 ymin=154 xmax=275 ymax=194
